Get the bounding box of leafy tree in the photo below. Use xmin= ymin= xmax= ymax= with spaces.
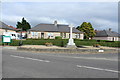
xmin=16 ymin=22 xmax=22 ymax=29
xmin=88 ymin=23 xmax=96 ymax=39
xmin=76 ymin=22 xmax=96 ymax=39
xmin=16 ymin=17 xmax=31 ymax=31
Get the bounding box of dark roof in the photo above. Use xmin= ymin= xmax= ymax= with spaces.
xmin=8 ymin=26 xmax=18 ymax=30
xmin=30 ymin=24 xmax=58 ymax=32
xmin=95 ymin=30 xmax=120 ymax=37
xmin=0 ymin=21 xmax=16 ymax=30
xmin=30 ymin=23 xmax=83 ymax=33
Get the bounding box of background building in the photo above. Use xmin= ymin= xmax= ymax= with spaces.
xmin=93 ymin=28 xmax=120 ymax=41
xmin=28 ymin=21 xmax=84 ymax=39
xmin=0 ymin=21 xmax=18 ymax=39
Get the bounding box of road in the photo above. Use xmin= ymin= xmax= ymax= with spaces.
xmin=2 ymin=48 xmax=119 ymax=78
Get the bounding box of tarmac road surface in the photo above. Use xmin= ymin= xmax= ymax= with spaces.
xmin=2 ymin=48 xmax=119 ymax=78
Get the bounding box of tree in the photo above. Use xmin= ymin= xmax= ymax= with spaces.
xmin=76 ymin=22 xmax=96 ymax=39
xmin=88 ymin=23 xmax=96 ymax=39
xmin=16 ymin=22 xmax=22 ymax=29
xmin=16 ymin=17 xmax=31 ymax=31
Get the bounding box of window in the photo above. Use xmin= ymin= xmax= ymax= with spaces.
xmin=48 ymin=33 xmax=53 ymax=38
xmin=31 ymin=32 xmax=34 ymax=37
xmin=35 ymin=32 xmax=38 ymax=36
xmin=75 ymin=34 xmax=77 ymax=38
xmin=75 ymin=34 xmax=79 ymax=39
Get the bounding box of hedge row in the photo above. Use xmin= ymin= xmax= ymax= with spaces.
xmin=2 ymin=39 xmax=119 ymax=47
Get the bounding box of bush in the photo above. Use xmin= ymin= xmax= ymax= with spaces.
xmin=93 ymin=44 xmax=101 ymax=47
xmin=9 ymin=40 xmax=20 ymax=46
xmin=55 ymin=36 xmax=62 ymax=39
xmin=45 ymin=42 xmax=53 ymax=46
xmin=9 ymin=39 xmax=120 ymax=47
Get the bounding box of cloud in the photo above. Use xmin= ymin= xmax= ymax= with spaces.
xmin=1 ymin=2 xmax=118 ymax=32
xmin=1 ymin=0 xmax=119 ymax=2
xmin=30 ymin=17 xmax=69 ymax=25
xmin=91 ymin=18 xmax=118 ymax=30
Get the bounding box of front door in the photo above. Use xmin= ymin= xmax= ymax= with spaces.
xmin=41 ymin=33 xmax=44 ymax=39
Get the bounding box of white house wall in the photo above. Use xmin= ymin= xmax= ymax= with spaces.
xmin=93 ymin=37 xmax=119 ymax=41
xmin=28 ymin=31 xmax=84 ymax=39
xmin=93 ymin=37 xmax=109 ymax=41
xmin=0 ymin=29 xmax=19 ymax=39
xmin=0 ymin=29 xmax=5 ymax=35
xmin=118 ymin=37 xmax=120 ymax=41
xmin=80 ymin=34 xmax=84 ymax=39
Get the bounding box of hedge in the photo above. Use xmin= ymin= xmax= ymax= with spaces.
xmin=8 ymin=39 xmax=68 ymax=47
xmin=2 ymin=39 xmax=119 ymax=47
xmin=7 ymin=39 xmax=120 ymax=47
xmin=55 ymin=36 xmax=62 ymax=39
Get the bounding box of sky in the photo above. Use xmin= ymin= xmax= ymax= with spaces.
xmin=1 ymin=1 xmax=118 ymax=32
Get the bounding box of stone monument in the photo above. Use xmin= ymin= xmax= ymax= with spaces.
xmin=66 ymin=24 xmax=77 ymax=49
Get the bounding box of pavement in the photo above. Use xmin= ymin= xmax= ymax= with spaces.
xmin=19 ymin=45 xmax=118 ymax=49
xmin=2 ymin=46 xmax=18 ymax=50
xmin=2 ymin=45 xmax=118 ymax=49
xmin=17 ymin=45 xmax=119 ymax=54
xmin=2 ymin=47 xmax=119 ymax=78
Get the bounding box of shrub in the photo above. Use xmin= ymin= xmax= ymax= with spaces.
xmin=9 ymin=40 xmax=20 ymax=46
xmin=55 ymin=36 xmax=62 ymax=39
xmin=93 ymin=44 xmax=101 ymax=47
xmin=45 ymin=42 xmax=53 ymax=46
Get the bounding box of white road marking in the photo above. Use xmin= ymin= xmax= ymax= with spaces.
xmin=10 ymin=55 xmax=50 ymax=63
xmin=77 ymin=65 xmax=120 ymax=73
xmin=9 ymin=50 xmax=118 ymax=61
xmin=11 ymin=55 xmax=24 ymax=58
xmin=73 ymin=57 xmax=118 ymax=61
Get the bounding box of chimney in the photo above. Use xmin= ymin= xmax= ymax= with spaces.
xmin=54 ymin=20 xmax=57 ymax=26
xmin=109 ymin=28 xmax=112 ymax=31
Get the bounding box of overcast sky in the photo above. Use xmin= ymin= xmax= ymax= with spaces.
xmin=1 ymin=2 xmax=118 ymax=32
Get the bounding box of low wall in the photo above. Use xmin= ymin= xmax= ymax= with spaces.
xmin=17 ymin=47 xmax=119 ymax=54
